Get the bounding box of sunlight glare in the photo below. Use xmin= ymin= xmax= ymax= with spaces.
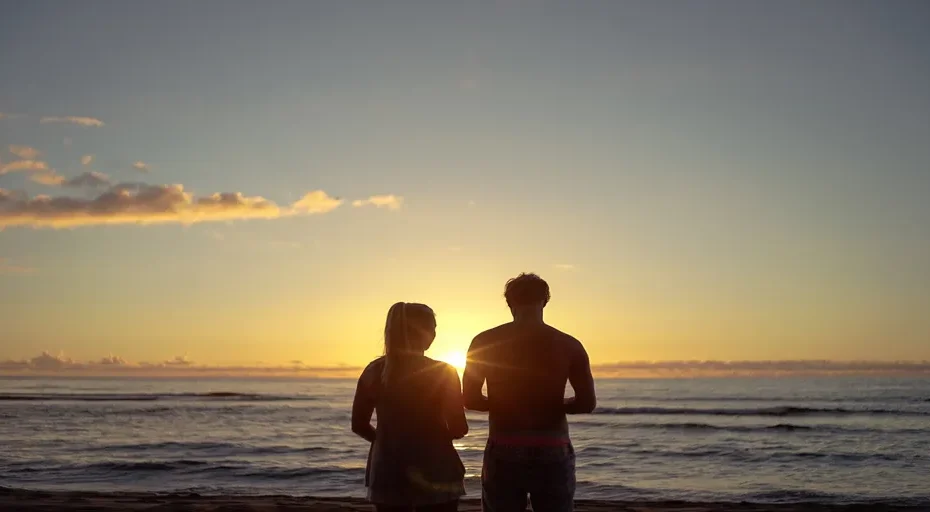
xmin=435 ymin=350 xmax=467 ymax=372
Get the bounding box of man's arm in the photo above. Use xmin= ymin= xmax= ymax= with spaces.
xmin=565 ymin=340 xmax=596 ymax=414
xmin=462 ymin=337 xmax=489 ymax=412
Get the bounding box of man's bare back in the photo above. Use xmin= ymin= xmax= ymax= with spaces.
xmin=464 ymin=321 xmax=595 ymax=437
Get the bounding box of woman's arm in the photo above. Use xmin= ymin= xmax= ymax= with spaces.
xmin=351 ymin=369 xmax=377 ymax=443
xmin=443 ymin=366 xmax=469 ymax=439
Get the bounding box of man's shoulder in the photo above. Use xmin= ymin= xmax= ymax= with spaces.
xmin=547 ymin=325 xmax=582 ymax=345
xmin=471 ymin=322 xmax=514 ymax=345
xmin=539 ymin=325 xmax=586 ymax=356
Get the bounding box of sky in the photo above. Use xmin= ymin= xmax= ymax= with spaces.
xmin=1 ymin=1 xmax=929 ymax=376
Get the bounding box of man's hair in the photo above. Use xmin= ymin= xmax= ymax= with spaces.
xmin=504 ymin=273 xmax=550 ymax=308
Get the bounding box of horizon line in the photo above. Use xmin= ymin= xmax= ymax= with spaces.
xmin=2 ymin=354 xmax=929 ymax=378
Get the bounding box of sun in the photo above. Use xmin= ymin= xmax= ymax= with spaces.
xmin=435 ymin=350 xmax=467 ymax=373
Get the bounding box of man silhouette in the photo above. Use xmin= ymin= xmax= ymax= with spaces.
xmin=463 ymin=273 xmax=596 ymax=512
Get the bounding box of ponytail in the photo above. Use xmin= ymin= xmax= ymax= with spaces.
xmin=381 ymin=302 xmax=409 ymax=385
xmin=380 ymin=302 xmax=436 ymax=385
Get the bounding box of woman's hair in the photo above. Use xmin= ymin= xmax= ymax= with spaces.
xmin=381 ymin=302 xmax=436 ymax=385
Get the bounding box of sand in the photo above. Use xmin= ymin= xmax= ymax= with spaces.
xmin=0 ymin=488 xmax=924 ymax=512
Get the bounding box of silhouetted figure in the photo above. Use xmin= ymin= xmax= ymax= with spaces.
xmin=463 ymin=274 xmax=596 ymax=512
xmin=353 ymin=302 xmax=468 ymax=512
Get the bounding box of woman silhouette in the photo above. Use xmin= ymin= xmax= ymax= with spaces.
xmin=352 ymin=302 xmax=468 ymax=511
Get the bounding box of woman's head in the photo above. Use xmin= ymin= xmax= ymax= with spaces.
xmin=384 ymin=302 xmax=436 ymax=355
xmin=382 ymin=302 xmax=436 ymax=384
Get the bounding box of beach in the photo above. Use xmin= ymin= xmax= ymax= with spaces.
xmin=1 ymin=488 xmax=925 ymax=512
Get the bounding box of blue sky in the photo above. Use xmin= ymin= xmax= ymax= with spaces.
xmin=1 ymin=1 xmax=929 ymax=370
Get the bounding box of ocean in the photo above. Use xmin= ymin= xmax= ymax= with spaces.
xmin=1 ymin=376 xmax=928 ymax=506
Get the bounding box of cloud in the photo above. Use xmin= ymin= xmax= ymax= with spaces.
xmin=39 ymin=116 xmax=105 ymax=127
xmin=0 ymin=158 xmax=66 ymax=186
xmin=0 ymin=184 xmax=364 ymax=229
xmin=351 ymin=194 xmax=404 ymax=210
xmin=81 ymin=155 xmax=94 ymax=166
xmin=0 ymin=257 xmax=35 ymax=274
xmin=63 ymin=171 xmax=111 ymax=189
xmin=164 ymin=355 xmax=193 ymax=367
xmin=553 ymin=263 xmax=577 ymax=271
xmin=590 ymin=360 xmax=930 ymax=378
xmin=0 ymin=160 xmax=49 ymax=175
xmin=0 ymin=352 xmax=364 ymax=377
xmin=0 ymin=184 xmax=283 ymax=229
xmin=9 ymin=145 xmax=40 ymax=160
xmin=0 ymin=113 xmax=6 ymax=120
xmin=30 ymin=171 xmax=67 ymax=186
xmin=29 ymin=351 xmax=74 ymax=371
xmin=132 ymin=161 xmax=150 ymax=172
xmin=293 ymin=190 xmax=343 ymax=214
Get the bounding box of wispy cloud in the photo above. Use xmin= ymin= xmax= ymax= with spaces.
xmin=81 ymin=154 xmax=94 ymax=166
xmin=351 ymin=194 xmax=404 ymax=210
xmin=39 ymin=116 xmax=105 ymax=127
xmin=0 ymin=184 xmax=358 ymax=229
xmin=29 ymin=170 xmax=66 ymax=186
xmin=63 ymin=171 xmax=111 ymax=189
xmin=9 ymin=145 xmax=40 ymax=160
xmin=553 ymin=263 xmax=578 ymax=271
xmin=132 ymin=161 xmax=150 ymax=172
xmin=0 ymin=257 xmax=36 ymax=275
xmin=0 ymin=160 xmax=49 ymax=175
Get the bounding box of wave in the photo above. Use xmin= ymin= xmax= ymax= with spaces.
xmin=571 ymin=421 xmax=928 ymax=435
xmin=4 ymin=460 xmax=363 ymax=480
xmin=619 ymin=395 xmax=927 ymax=403
xmin=578 ymin=446 xmax=923 ymax=464
xmin=7 ymin=460 xmax=210 ymax=473
xmin=83 ymin=441 xmax=331 ymax=456
xmin=627 ymin=422 xmax=816 ymax=432
xmin=592 ymin=405 xmax=929 ymax=417
xmin=0 ymin=392 xmax=316 ymax=402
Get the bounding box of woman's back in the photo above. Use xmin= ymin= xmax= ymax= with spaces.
xmin=372 ymin=356 xmax=450 ymax=439
xmin=358 ymin=355 xmax=466 ymax=506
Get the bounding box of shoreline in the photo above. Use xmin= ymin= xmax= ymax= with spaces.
xmin=1 ymin=488 xmax=925 ymax=512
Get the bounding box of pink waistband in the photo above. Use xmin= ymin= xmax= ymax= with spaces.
xmin=489 ymin=435 xmax=570 ymax=447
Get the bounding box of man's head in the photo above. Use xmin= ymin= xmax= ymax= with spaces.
xmin=504 ymin=273 xmax=550 ymax=318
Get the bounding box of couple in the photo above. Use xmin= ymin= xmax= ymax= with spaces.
xmin=352 ymin=273 xmax=597 ymax=512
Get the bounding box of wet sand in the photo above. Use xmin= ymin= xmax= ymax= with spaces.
xmin=0 ymin=488 xmax=922 ymax=512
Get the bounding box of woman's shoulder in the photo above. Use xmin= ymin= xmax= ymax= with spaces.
xmin=421 ymin=357 xmax=458 ymax=377
xmin=358 ymin=357 xmax=385 ymax=383
xmin=363 ymin=356 xmax=386 ymax=373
